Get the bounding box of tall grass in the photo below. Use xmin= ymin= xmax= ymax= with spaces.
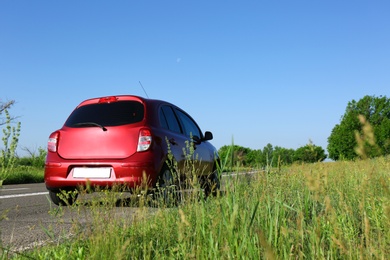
xmin=3 ymin=154 xmax=387 ymax=259
xmin=0 ymin=166 xmax=43 ymax=185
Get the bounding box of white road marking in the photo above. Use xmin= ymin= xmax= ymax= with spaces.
xmin=0 ymin=192 xmax=49 ymax=199
xmin=0 ymin=188 xmax=29 ymax=191
xmin=222 ymin=171 xmax=259 ymax=177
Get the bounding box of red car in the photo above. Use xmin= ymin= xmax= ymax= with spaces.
xmin=44 ymin=95 xmax=220 ymax=205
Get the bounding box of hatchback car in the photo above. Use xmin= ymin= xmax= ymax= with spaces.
xmin=44 ymin=95 xmax=220 ymax=205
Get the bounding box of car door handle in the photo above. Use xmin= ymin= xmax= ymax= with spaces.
xmin=169 ymin=138 xmax=177 ymax=145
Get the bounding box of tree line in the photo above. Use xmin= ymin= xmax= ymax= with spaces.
xmin=218 ymin=141 xmax=327 ymax=169
xmin=218 ymin=95 xmax=390 ymax=167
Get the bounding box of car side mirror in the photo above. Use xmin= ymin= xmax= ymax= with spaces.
xmin=203 ymin=131 xmax=213 ymax=141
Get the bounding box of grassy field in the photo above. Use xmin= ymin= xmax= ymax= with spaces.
xmin=2 ymin=157 xmax=390 ymax=259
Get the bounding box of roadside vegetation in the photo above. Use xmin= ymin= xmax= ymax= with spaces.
xmin=0 ymin=100 xmax=44 ymax=184
xmin=0 ymin=147 xmax=45 ymax=185
xmin=0 ymin=100 xmax=21 ymax=185
xmin=2 ymin=152 xmax=389 ymax=259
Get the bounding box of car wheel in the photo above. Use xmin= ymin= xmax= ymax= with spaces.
xmin=154 ymin=165 xmax=180 ymax=207
xmin=204 ymin=170 xmax=220 ymax=198
xmin=49 ymin=190 xmax=78 ymax=206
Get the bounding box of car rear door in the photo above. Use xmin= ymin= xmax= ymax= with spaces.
xmin=158 ymin=105 xmax=187 ymax=170
xmin=58 ymin=99 xmax=144 ymax=160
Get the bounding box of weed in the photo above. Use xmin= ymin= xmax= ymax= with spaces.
xmin=0 ymin=109 xmax=21 ymax=184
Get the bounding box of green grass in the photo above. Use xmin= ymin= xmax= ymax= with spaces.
xmin=1 ymin=166 xmax=44 ymax=185
xmin=3 ymin=157 xmax=390 ymax=259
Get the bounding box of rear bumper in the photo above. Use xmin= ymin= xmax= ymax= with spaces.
xmin=44 ymin=160 xmax=159 ymax=191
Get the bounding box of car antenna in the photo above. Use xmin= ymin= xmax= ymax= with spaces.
xmin=139 ymin=81 xmax=149 ymax=98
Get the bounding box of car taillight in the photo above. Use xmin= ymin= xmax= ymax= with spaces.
xmin=48 ymin=132 xmax=59 ymax=152
xmin=137 ymin=128 xmax=152 ymax=152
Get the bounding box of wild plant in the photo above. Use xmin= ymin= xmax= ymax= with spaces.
xmin=0 ymin=108 xmax=21 ymax=184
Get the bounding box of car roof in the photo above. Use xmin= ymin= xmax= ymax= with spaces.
xmin=75 ymin=95 xmax=163 ymax=106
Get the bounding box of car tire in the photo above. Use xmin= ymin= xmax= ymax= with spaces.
xmin=49 ymin=190 xmax=78 ymax=206
xmin=203 ymin=170 xmax=220 ymax=198
xmin=154 ymin=165 xmax=180 ymax=207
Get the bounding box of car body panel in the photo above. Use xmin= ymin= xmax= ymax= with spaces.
xmin=57 ymin=125 xmax=141 ymax=159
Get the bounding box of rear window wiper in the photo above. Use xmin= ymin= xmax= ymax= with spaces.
xmin=72 ymin=122 xmax=107 ymax=131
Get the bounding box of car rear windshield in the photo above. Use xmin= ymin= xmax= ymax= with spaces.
xmin=65 ymin=101 xmax=144 ymax=127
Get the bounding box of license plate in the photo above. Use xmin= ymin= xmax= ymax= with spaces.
xmin=73 ymin=167 xmax=111 ymax=179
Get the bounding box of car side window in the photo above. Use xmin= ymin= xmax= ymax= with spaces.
xmin=175 ymin=109 xmax=201 ymax=139
xmin=159 ymin=107 xmax=169 ymax=129
xmin=159 ymin=106 xmax=182 ymax=134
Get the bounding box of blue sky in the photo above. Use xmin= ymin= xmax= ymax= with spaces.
xmin=1 ymin=1 xmax=389 ymax=156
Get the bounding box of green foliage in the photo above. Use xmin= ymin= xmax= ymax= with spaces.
xmin=0 ymin=102 xmax=21 ymax=183
xmin=1 ymin=166 xmax=44 ymax=185
xmin=218 ymin=142 xmax=325 ymax=170
xmin=293 ymin=141 xmax=327 ymax=163
xmin=273 ymin=146 xmax=295 ymax=165
xmin=328 ymin=95 xmax=390 ymax=160
xmin=215 ymin=142 xmax=232 ymax=173
xmin=246 ymin=149 xmax=263 ymax=167
xmin=218 ymin=144 xmax=252 ymax=168
xmin=18 ymin=147 xmax=47 ymax=168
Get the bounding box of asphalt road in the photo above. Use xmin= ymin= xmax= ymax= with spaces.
xmin=0 ymin=183 xmax=53 ymax=252
xmin=0 ymin=183 xmax=143 ymax=254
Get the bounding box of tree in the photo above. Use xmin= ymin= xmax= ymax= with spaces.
xmin=273 ymin=146 xmax=295 ymax=166
xmin=246 ymin=149 xmax=262 ymax=167
xmin=218 ymin=145 xmax=250 ymax=168
xmin=294 ymin=142 xmax=327 ymax=163
xmin=261 ymin=143 xmax=274 ymax=167
xmin=327 ymin=95 xmax=390 ymax=160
